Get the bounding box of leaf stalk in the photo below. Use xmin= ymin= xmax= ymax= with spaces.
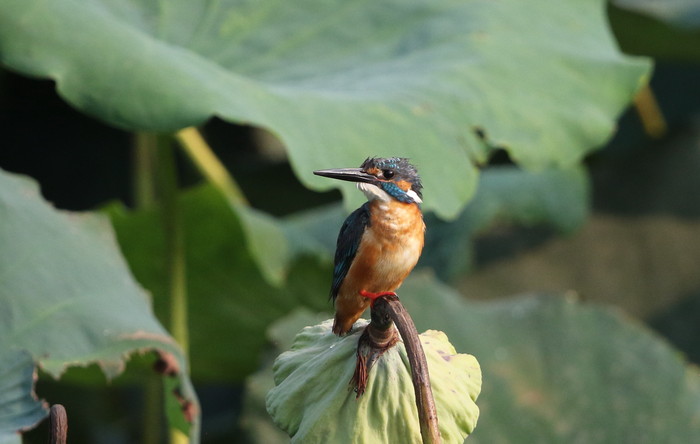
xmin=360 ymin=296 xmax=441 ymax=444
xmin=175 ymin=127 xmax=249 ymax=206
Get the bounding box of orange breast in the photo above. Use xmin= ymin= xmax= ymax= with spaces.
xmin=333 ymin=200 xmax=424 ymax=334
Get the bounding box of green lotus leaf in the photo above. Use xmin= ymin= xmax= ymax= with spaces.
xmin=401 ymin=273 xmax=700 ymax=443
xmin=266 ymin=319 xmax=481 ymax=444
xmin=0 ymin=168 xmax=198 ymax=440
xmin=0 ymin=350 xmax=47 ymax=444
xmin=244 ymin=271 xmax=700 ymax=443
xmin=0 ymin=0 xmax=650 ymax=218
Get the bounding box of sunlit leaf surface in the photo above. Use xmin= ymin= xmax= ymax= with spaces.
xmin=0 ymin=169 xmax=199 ymax=441
xmin=0 ymin=0 xmax=649 ymax=217
xmin=242 ymin=274 xmax=700 ymax=443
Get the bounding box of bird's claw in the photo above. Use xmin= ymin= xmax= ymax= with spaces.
xmin=360 ymin=290 xmax=397 ymax=307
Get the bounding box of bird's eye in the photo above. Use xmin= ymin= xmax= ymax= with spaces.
xmin=382 ymin=169 xmax=395 ymax=179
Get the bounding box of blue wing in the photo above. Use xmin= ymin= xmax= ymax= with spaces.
xmin=330 ymin=203 xmax=371 ymax=301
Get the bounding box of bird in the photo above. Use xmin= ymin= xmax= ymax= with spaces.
xmin=313 ymin=157 xmax=425 ymax=335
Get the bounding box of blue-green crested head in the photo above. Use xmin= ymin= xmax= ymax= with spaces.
xmin=359 ymin=157 xmax=423 ymax=203
xmin=313 ymin=157 xmax=423 ymax=204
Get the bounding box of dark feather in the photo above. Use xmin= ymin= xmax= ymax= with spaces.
xmin=330 ymin=203 xmax=371 ymax=301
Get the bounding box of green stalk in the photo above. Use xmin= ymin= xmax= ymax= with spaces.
xmin=135 ymin=133 xmax=190 ymax=444
xmin=141 ymin=374 xmax=162 ymax=444
xmin=175 ymin=127 xmax=249 ymax=206
xmin=157 ymin=136 xmax=189 ymax=354
xmin=634 ymin=83 xmax=667 ymax=139
xmin=156 ymin=135 xmax=190 ymax=444
xmin=133 ymin=133 xmax=162 ymax=444
xmin=133 ymin=133 xmax=158 ymax=209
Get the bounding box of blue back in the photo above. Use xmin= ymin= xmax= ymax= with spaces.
xmin=330 ymin=202 xmax=371 ymax=301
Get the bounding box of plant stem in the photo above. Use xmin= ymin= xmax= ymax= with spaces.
xmin=374 ymin=296 xmax=441 ymax=444
xmin=133 ymin=133 xmax=158 ymax=209
xmin=133 ymin=133 xmax=162 ymax=444
xmin=156 ymin=135 xmax=189 ymax=353
xmin=48 ymin=404 xmax=67 ymax=444
xmin=154 ymin=134 xmax=190 ymax=444
xmin=175 ymin=127 xmax=249 ymax=205
xmin=169 ymin=428 xmax=190 ymax=444
xmin=634 ymin=83 xmax=667 ymax=139
xmin=141 ymin=373 xmax=162 ymax=444
xmin=134 ymin=133 xmax=191 ymax=443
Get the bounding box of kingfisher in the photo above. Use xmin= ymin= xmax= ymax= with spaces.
xmin=314 ymin=157 xmax=425 ymax=335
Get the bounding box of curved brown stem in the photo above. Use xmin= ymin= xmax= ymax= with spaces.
xmin=49 ymin=404 xmax=68 ymax=444
xmin=378 ymin=296 xmax=441 ymax=444
xmin=353 ymin=295 xmax=441 ymax=444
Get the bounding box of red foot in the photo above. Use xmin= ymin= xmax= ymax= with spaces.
xmin=360 ymin=290 xmax=397 ymax=306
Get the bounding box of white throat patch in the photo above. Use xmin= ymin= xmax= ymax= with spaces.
xmin=406 ymin=189 xmax=423 ymax=203
xmin=357 ymin=182 xmax=422 ymax=203
xmin=357 ymin=182 xmax=391 ymax=202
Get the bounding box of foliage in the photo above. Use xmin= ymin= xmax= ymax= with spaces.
xmin=2 ymin=0 xmax=699 ymax=443
xmin=106 ymin=186 xmax=331 ymax=381
xmin=267 ymin=319 xmax=480 ymax=443
xmin=422 ymin=165 xmax=589 ymax=280
xmin=0 ymin=350 xmax=46 ymax=444
xmin=613 ymin=0 xmax=700 ymax=29
xmin=403 ymin=276 xmax=700 ymax=443
xmin=244 ymin=276 xmax=700 ymax=443
xmin=0 ymin=169 xmax=197 ymax=441
xmin=609 ymin=0 xmax=700 ymax=61
xmin=105 ymin=164 xmax=587 ymax=384
xmin=0 ymin=0 xmax=648 ymax=218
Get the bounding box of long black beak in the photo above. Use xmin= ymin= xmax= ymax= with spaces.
xmin=313 ymin=168 xmax=377 ymax=184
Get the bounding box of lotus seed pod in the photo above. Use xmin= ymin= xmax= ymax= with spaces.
xmin=266 ymin=319 xmax=481 ymax=443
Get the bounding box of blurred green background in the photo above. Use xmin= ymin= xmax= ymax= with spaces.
xmin=2 ymin=1 xmax=700 ymax=443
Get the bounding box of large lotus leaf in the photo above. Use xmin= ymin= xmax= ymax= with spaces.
xmin=402 ymin=274 xmax=700 ymax=443
xmin=0 ymin=169 xmax=199 ymax=441
xmin=106 ymin=185 xmax=332 ymax=381
xmin=0 ymin=0 xmax=649 ymax=218
xmin=266 ymin=319 xmax=481 ymax=443
xmin=243 ymin=273 xmax=700 ymax=443
xmin=240 ymin=309 xmax=329 ymax=444
xmin=0 ymin=350 xmax=47 ymax=444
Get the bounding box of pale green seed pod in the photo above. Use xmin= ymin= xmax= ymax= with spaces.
xmin=267 ymin=319 xmax=481 ymax=443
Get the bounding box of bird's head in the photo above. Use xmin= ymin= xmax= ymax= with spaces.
xmin=314 ymin=157 xmax=422 ymax=204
